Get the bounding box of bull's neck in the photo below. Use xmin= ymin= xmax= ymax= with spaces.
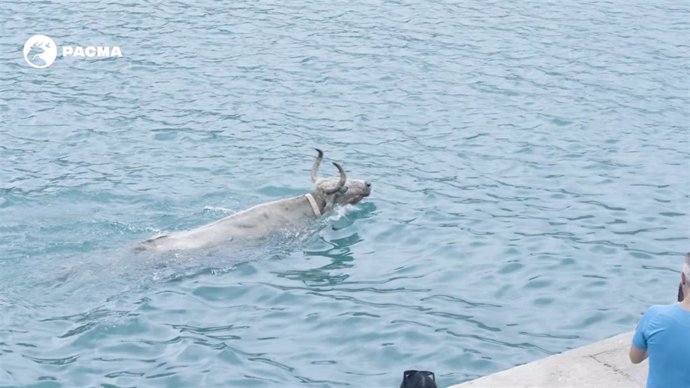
xmin=306 ymin=191 xmax=328 ymax=216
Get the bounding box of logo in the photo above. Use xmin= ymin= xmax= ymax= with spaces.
xmin=23 ymin=34 xmax=123 ymax=69
xmin=23 ymin=35 xmax=57 ymax=68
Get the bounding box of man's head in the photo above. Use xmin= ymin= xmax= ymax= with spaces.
xmin=680 ymin=253 xmax=690 ymax=302
xmin=310 ymin=149 xmax=371 ymax=211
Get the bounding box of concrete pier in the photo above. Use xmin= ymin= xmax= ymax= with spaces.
xmin=449 ymin=331 xmax=648 ymax=388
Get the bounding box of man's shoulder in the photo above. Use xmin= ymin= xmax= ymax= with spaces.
xmin=641 ymin=304 xmax=673 ymax=324
xmin=647 ymin=304 xmax=675 ymax=314
xmin=646 ymin=303 xmax=690 ymax=323
xmin=643 ymin=304 xmax=665 ymax=318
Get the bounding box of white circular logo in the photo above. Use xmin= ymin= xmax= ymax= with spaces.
xmin=23 ymin=35 xmax=57 ymax=68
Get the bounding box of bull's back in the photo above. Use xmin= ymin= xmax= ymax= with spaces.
xmin=138 ymin=196 xmax=313 ymax=252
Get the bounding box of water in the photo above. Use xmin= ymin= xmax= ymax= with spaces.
xmin=1 ymin=0 xmax=688 ymax=386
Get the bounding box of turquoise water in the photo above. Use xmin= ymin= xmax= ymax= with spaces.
xmin=1 ymin=0 xmax=689 ymax=386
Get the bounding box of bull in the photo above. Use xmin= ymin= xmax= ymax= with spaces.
xmin=138 ymin=149 xmax=371 ymax=252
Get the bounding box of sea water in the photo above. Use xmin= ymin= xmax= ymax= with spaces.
xmin=0 ymin=0 xmax=688 ymax=386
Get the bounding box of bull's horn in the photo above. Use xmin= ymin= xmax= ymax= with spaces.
xmin=311 ymin=148 xmax=324 ymax=183
xmin=324 ymin=162 xmax=347 ymax=194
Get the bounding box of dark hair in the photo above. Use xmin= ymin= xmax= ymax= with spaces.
xmin=400 ymin=370 xmax=437 ymax=388
xmin=679 ymin=282 xmax=685 ymax=302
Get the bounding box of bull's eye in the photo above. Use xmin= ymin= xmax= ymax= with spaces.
xmin=339 ymin=186 xmax=348 ymax=193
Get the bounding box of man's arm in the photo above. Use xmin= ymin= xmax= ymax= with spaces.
xmin=630 ymin=306 xmax=654 ymax=364
xmin=629 ymin=344 xmax=648 ymax=364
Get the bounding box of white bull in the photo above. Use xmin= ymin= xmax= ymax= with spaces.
xmin=137 ymin=149 xmax=371 ymax=252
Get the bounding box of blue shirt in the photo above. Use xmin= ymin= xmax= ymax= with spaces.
xmin=632 ymin=304 xmax=690 ymax=388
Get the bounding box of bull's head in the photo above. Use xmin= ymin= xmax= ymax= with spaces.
xmin=310 ymin=149 xmax=371 ymax=212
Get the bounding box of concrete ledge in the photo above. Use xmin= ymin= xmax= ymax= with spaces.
xmin=449 ymin=331 xmax=647 ymax=388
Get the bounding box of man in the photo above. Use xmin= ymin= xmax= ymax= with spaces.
xmin=630 ymin=253 xmax=690 ymax=388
